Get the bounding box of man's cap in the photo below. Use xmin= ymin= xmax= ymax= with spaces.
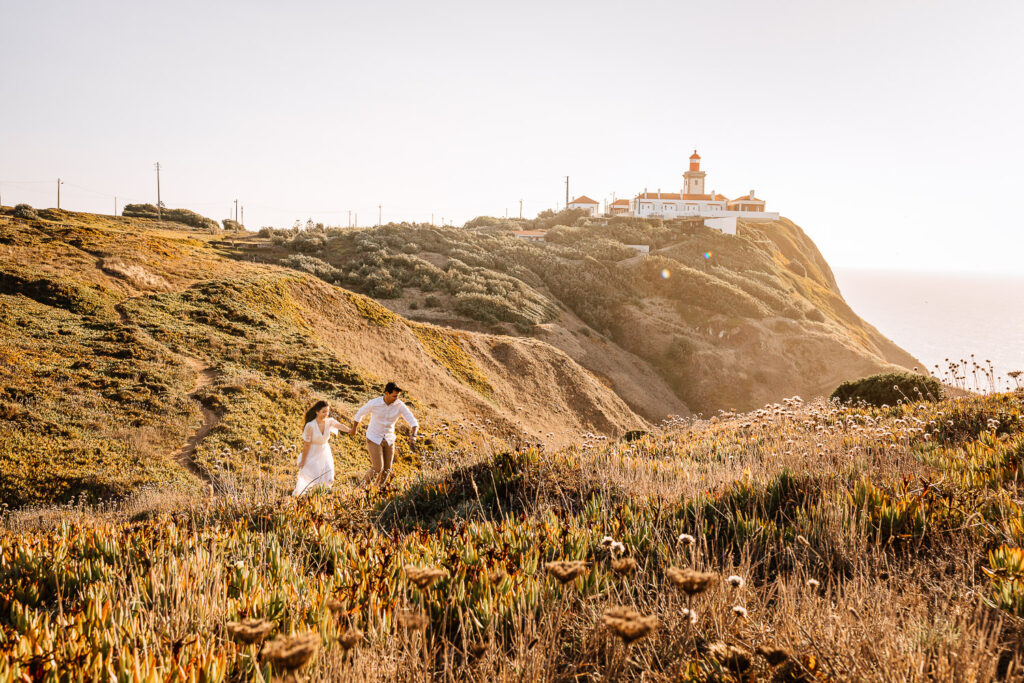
xmin=384 ymin=381 xmax=403 ymax=393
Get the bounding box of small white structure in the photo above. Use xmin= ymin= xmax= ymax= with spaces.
xmin=625 ymin=244 xmax=650 ymax=254
xmin=567 ymin=195 xmax=600 ymax=217
xmin=608 ymin=198 xmax=631 ymax=216
xmin=513 ymin=230 xmax=547 ymax=242
xmin=703 ymin=217 xmax=737 ymax=235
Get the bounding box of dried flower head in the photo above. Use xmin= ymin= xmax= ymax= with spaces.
xmin=731 ymin=605 xmax=748 ymax=619
xmin=404 ymin=565 xmax=447 ymax=589
xmin=708 ymin=641 xmax=752 ymax=672
xmin=545 ymin=560 xmax=588 ymax=584
xmin=611 ymin=556 xmax=638 ymax=575
xmin=726 ymin=575 xmax=745 ymax=589
xmin=338 ymin=627 xmax=363 ymax=650
xmin=599 ymin=535 xmax=615 ymax=547
xmin=677 ymin=533 xmax=696 ymax=546
xmin=602 ymin=607 xmax=658 ymax=644
xmin=681 ymin=607 xmax=699 ymax=625
xmin=226 ymin=618 xmax=276 ymax=645
xmin=806 ymin=578 xmax=820 ymax=590
xmin=609 ymin=541 xmax=626 ymax=556
xmin=667 ymin=567 xmax=716 ymax=595
xmin=395 ymin=609 xmax=428 ymax=631
xmin=756 ymin=645 xmax=793 ymax=666
xmin=468 ymin=640 xmax=489 ymax=658
xmin=261 ymin=633 xmax=319 ymax=671
xmin=325 ymin=598 xmax=344 ymax=614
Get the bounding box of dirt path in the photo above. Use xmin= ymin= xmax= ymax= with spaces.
xmin=174 ymin=357 xmax=220 ymax=481
xmin=116 ymin=298 xmax=220 ymax=482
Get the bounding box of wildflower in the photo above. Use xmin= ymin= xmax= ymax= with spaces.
xmin=609 ymin=541 xmax=626 ymax=556
xmin=404 ymin=565 xmax=447 ymax=589
xmin=338 ymin=627 xmax=363 ymax=650
xmin=611 ymin=556 xmax=638 ymax=575
xmin=756 ymin=645 xmax=792 ymax=666
xmin=261 ymin=633 xmax=319 ymax=671
xmin=708 ymin=641 xmax=752 ymax=672
xmin=731 ymin=605 xmax=748 ymax=618
xmin=396 ymin=609 xmax=429 ymax=631
xmin=602 ymin=606 xmax=658 ymax=644
xmin=226 ymin=618 xmax=276 ymax=644
xmin=599 ymin=535 xmax=615 ymax=548
xmin=806 ymin=578 xmax=820 ymax=590
xmin=677 ymin=533 xmax=696 ymax=546
xmin=726 ymin=575 xmax=744 ymax=589
xmin=667 ymin=567 xmax=716 ymax=595
xmin=545 ymin=560 xmax=588 ymax=584
xmin=681 ymin=607 xmax=699 ymax=624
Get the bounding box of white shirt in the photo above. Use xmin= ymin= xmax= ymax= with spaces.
xmin=354 ymin=396 xmax=418 ymax=445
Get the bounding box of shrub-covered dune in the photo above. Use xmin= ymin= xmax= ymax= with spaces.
xmin=0 ymin=209 xmax=645 ymax=507
xmin=239 ymin=214 xmax=922 ymax=417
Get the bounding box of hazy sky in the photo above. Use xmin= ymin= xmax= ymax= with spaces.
xmin=2 ymin=0 xmax=1022 ymax=273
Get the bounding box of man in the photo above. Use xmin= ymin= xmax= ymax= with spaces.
xmin=350 ymin=381 xmax=418 ymax=488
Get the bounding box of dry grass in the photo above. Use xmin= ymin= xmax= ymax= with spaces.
xmin=2 ymin=391 xmax=1023 ymax=681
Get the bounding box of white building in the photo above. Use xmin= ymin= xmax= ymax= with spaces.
xmin=611 ymin=151 xmax=779 ymax=223
xmin=513 ymin=230 xmax=547 ymax=242
xmin=567 ymin=195 xmax=600 ymax=217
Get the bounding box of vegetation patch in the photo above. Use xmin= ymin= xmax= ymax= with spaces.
xmin=831 ymin=371 xmax=942 ymax=407
xmin=408 ymin=323 xmax=493 ymax=397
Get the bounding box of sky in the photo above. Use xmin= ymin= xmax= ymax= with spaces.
xmin=2 ymin=0 xmax=1023 ymax=274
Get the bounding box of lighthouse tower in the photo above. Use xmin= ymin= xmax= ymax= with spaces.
xmin=683 ymin=150 xmax=706 ymax=196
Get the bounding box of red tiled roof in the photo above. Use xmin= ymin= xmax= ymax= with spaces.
xmin=610 ymin=199 xmax=630 ymax=206
xmin=730 ymin=195 xmax=763 ymax=203
xmin=636 ymin=192 xmax=682 ymax=200
xmin=569 ymin=195 xmax=598 ymax=205
xmin=690 ymin=150 xmax=701 ymax=159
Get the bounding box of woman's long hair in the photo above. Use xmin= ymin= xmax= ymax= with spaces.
xmin=304 ymin=400 xmax=329 ymax=427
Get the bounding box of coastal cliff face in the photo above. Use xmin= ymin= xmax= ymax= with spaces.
xmin=243 ymin=214 xmax=921 ymax=416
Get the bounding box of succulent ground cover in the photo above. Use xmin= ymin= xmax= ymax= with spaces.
xmin=2 ymin=391 xmax=1022 ymax=681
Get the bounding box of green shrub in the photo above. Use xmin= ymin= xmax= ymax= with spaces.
xmin=222 ymin=219 xmax=244 ymax=231
xmin=13 ymin=204 xmax=38 ymax=221
xmin=121 ymin=204 xmax=220 ymax=231
xmin=424 ymin=295 xmax=441 ymax=308
xmin=831 ymin=371 xmax=942 ymax=406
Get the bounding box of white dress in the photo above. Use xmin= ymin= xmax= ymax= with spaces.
xmin=293 ymin=418 xmax=342 ymax=496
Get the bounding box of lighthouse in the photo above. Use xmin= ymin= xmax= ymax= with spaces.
xmin=683 ymin=150 xmax=706 ymax=197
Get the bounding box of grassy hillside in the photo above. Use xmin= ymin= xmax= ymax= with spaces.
xmin=237 ymin=213 xmax=921 ymax=416
xmin=0 ymin=209 xmax=646 ymax=507
xmin=2 ymin=389 xmax=1022 ymax=680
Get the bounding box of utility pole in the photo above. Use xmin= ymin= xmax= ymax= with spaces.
xmin=348 ymin=210 xmax=352 ymax=228
xmin=154 ymin=162 xmax=162 ymax=222
xmin=565 ymin=176 xmax=569 ymax=208
xmin=431 ymin=212 xmax=434 ymax=226
xmin=378 ymin=204 xmax=382 ymax=227
xmin=114 ymin=196 xmax=117 ymax=216
xmin=234 ymin=199 xmax=239 ymax=223
xmin=241 ymin=206 xmax=244 ymax=229
xmin=354 ymin=212 xmax=358 ymax=228
xmin=519 ymin=199 xmax=523 ymax=219
xmin=57 ymin=178 xmax=62 ymax=209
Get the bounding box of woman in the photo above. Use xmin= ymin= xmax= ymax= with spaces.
xmin=293 ymin=400 xmax=350 ymax=496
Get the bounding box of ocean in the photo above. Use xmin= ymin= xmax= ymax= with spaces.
xmin=834 ymin=269 xmax=1024 ymax=392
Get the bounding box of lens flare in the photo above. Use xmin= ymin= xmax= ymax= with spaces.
xmin=704 ymin=251 xmax=712 ymax=259
xmin=660 ymin=269 xmax=671 ymax=279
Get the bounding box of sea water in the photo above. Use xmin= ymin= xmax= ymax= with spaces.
xmin=834 ymin=269 xmax=1024 ymax=392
